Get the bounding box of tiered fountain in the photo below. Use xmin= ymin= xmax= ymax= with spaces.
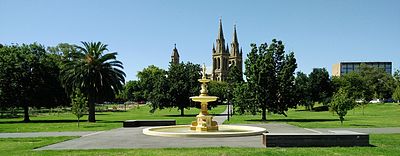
xmin=189 ymin=64 xmax=219 ymax=132
xmin=143 ymin=64 xmax=266 ymax=137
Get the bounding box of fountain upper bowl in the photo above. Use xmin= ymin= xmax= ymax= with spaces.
xmin=190 ymin=96 xmax=218 ymax=103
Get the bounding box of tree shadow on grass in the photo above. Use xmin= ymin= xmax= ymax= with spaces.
xmin=245 ymin=118 xmax=339 ymax=122
xmin=0 ymin=120 xmax=85 ymax=124
xmin=0 ymin=119 xmax=125 ymax=124
xmin=349 ymin=124 xmax=375 ymax=127
xmin=97 ymin=120 xmax=124 ymax=123
xmin=163 ymin=114 xmax=198 ymax=117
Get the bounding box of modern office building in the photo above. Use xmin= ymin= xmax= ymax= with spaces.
xmin=332 ymin=62 xmax=392 ymax=76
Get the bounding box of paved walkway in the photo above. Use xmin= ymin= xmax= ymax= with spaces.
xmin=0 ymin=131 xmax=98 ymax=138
xmin=36 ymin=124 xmax=400 ymax=150
xmin=212 ymin=104 xmax=232 ymax=124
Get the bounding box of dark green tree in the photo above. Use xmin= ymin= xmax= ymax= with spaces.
xmin=61 ymin=42 xmax=125 ymax=122
xmin=359 ymin=64 xmax=395 ymax=100
xmin=275 ymin=51 xmax=298 ymax=114
xmin=208 ymin=81 xmax=229 ymax=107
xmin=232 ymin=82 xmax=256 ymax=115
xmin=137 ymin=65 xmax=166 ymax=101
xmin=143 ymin=62 xmax=201 ymax=116
xmin=147 ymin=73 xmax=170 ymax=113
xmin=226 ymin=65 xmax=244 ymax=85
xmin=0 ymin=45 xmax=20 ymax=115
xmin=226 ymin=65 xmax=244 ymax=107
xmin=120 ymin=80 xmax=145 ymax=102
xmin=245 ymin=42 xmax=273 ymax=121
xmin=245 ymin=39 xmax=297 ymax=121
xmin=295 ymin=71 xmax=312 ymax=110
xmin=329 ymin=88 xmax=356 ymax=125
xmin=0 ymin=43 xmax=68 ymax=122
xmin=166 ymin=62 xmax=200 ymax=116
xmin=309 ymin=68 xmax=333 ymax=107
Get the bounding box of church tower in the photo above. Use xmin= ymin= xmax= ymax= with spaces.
xmin=229 ymin=25 xmax=243 ymax=75
xmin=212 ymin=19 xmax=230 ymax=81
xmin=171 ymin=44 xmax=180 ymax=64
xmin=212 ymin=19 xmax=243 ymax=81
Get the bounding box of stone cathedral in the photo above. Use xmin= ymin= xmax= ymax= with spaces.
xmin=170 ymin=19 xmax=243 ymax=81
xmin=211 ymin=19 xmax=243 ymax=81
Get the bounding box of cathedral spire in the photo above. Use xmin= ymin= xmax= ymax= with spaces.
xmin=218 ymin=18 xmax=224 ymax=41
xmin=215 ymin=18 xmax=225 ymax=54
xmin=232 ymin=24 xmax=238 ymax=45
xmin=230 ymin=24 xmax=240 ymax=57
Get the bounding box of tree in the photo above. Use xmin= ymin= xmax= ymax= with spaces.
xmin=137 ymin=65 xmax=166 ymax=100
xmin=392 ymin=86 xmax=400 ymax=103
xmin=61 ymin=42 xmax=125 ymax=122
xmin=394 ymin=70 xmax=400 ymax=86
xmin=0 ymin=45 xmax=19 ymax=114
xmin=329 ymin=88 xmax=356 ymax=125
xmin=226 ymin=65 xmax=244 ymax=106
xmin=137 ymin=65 xmax=168 ymax=113
xmin=339 ymin=72 xmax=372 ymax=115
xmin=359 ymin=64 xmax=395 ymax=100
xmin=208 ymin=81 xmax=229 ymax=107
xmin=295 ymin=71 xmax=312 ymax=110
xmin=143 ymin=62 xmax=201 ymax=116
xmin=393 ymin=70 xmax=400 ymax=103
xmin=309 ymin=68 xmax=333 ymax=107
xmin=166 ymin=62 xmax=200 ymax=115
xmin=120 ymin=80 xmax=145 ymax=102
xmin=71 ymin=89 xmax=87 ymax=127
xmin=245 ymin=39 xmax=297 ymax=121
xmin=232 ymin=82 xmax=256 ymax=115
xmin=47 ymin=43 xmax=78 ymax=61
xmin=226 ymin=65 xmax=244 ymax=85
xmin=0 ymin=43 xmax=68 ymax=122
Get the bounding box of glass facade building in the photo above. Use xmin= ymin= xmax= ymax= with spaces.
xmin=332 ymin=62 xmax=392 ymax=76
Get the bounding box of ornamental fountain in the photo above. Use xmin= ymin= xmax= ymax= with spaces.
xmin=189 ymin=64 xmax=219 ymax=131
xmin=143 ymin=64 xmax=266 ymax=137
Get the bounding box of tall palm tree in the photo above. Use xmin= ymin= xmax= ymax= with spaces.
xmin=61 ymin=42 xmax=125 ymax=122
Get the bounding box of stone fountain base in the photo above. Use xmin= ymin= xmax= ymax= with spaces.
xmin=143 ymin=125 xmax=267 ymax=138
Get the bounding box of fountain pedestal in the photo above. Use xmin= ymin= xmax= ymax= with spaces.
xmin=190 ymin=101 xmax=218 ymax=131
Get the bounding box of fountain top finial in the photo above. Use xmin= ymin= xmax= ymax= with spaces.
xmin=202 ymin=64 xmax=207 ymax=79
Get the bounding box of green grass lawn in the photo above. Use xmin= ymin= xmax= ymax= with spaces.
xmin=225 ymin=103 xmax=400 ymax=128
xmin=0 ymin=105 xmax=226 ymax=132
xmin=1 ymin=134 xmax=399 ymax=156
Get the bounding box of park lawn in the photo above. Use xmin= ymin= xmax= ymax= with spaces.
xmin=225 ymin=103 xmax=400 ymax=128
xmin=0 ymin=134 xmax=399 ymax=156
xmin=0 ymin=105 xmax=226 ymax=133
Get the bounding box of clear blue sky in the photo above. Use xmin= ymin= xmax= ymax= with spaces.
xmin=1 ymin=0 xmax=399 ymax=81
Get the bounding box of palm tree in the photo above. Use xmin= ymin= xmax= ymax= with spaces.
xmin=61 ymin=42 xmax=125 ymax=122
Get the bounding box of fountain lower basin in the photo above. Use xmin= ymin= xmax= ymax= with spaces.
xmin=143 ymin=125 xmax=267 ymax=137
